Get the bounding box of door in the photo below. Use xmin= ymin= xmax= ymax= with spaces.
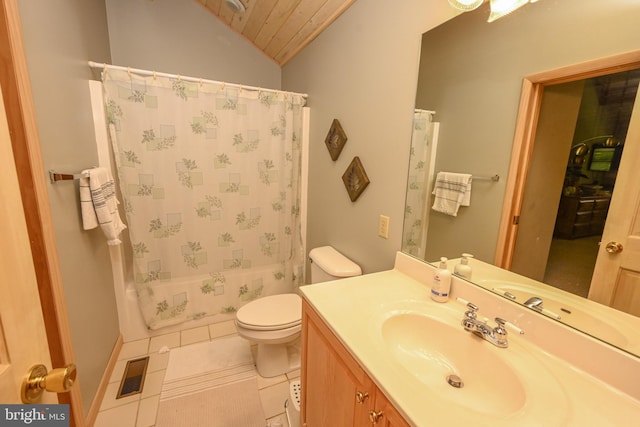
xmin=0 ymin=85 xmax=54 ymax=403
xmin=588 ymin=85 xmax=640 ymax=315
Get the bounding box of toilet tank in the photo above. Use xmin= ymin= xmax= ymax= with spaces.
xmin=309 ymin=246 xmax=362 ymax=283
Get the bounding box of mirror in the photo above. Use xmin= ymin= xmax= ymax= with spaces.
xmin=402 ymin=0 xmax=640 ymax=357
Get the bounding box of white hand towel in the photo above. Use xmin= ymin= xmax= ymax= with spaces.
xmin=431 ymin=172 xmax=473 ymax=217
xmin=79 ymin=167 xmax=127 ymax=245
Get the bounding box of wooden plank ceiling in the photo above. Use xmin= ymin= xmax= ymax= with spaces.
xmin=196 ymin=0 xmax=358 ymax=66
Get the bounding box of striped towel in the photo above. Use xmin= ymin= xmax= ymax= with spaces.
xmin=79 ymin=167 xmax=126 ymax=245
xmin=431 ymin=172 xmax=472 ymax=216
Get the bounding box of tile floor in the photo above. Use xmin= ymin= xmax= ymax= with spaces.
xmin=94 ymin=319 xmax=297 ymax=427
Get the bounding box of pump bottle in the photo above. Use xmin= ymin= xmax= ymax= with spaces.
xmin=454 ymin=253 xmax=473 ymax=280
xmin=431 ymin=257 xmax=452 ymax=302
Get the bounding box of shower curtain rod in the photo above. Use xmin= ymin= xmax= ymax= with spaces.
xmin=88 ymin=61 xmax=308 ymax=99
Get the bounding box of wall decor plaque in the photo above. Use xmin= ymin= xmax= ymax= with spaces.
xmin=342 ymin=156 xmax=370 ymax=202
xmin=325 ymin=119 xmax=347 ymax=161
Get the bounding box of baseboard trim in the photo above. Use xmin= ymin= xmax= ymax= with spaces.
xmin=86 ymin=334 xmax=123 ymax=426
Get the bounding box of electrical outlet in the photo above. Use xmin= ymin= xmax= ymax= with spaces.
xmin=378 ymin=215 xmax=390 ymax=239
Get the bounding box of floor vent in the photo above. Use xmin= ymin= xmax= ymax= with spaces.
xmin=117 ymin=356 xmax=149 ymax=399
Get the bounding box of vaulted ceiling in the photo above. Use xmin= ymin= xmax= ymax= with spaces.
xmin=196 ymin=0 xmax=358 ymax=66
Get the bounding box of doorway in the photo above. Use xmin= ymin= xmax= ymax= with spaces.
xmin=515 ymin=69 xmax=639 ymax=297
xmin=495 ymin=50 xmax=640 ymax=302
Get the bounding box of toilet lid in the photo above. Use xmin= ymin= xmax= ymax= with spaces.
xmin=236 ymin=293 xmax=302 ymax=331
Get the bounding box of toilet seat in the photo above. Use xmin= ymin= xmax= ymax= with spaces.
xmin=236 ymin=293 xmax=301 ymax=331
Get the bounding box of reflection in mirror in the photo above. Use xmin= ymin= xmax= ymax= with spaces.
xmin=402 ymin=0 xmax=640 ymax=357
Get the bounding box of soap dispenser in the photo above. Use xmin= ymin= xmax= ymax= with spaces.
xmin=454 ymin=253 xmax=473 ymax=280
xmin=431 ymin=257 xmax=452 ymax=303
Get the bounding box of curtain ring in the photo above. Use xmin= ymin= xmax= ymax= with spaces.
xmin=152 ymin=71 xmax=157 ymax=80
xmin=127 ymin=67 xmax=131 ymax=77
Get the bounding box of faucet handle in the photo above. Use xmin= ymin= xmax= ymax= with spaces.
xmin=463 ymin=302 xmax=478 ymax=321
xmin=495 ymin=317 xmax=525 ymax=335
xmin=494 ymin=317 xmax=508 ymax=334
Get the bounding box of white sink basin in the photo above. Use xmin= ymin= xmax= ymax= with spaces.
xmin=382 ymin=312 xmax=526 ymax=415
xmin=371 ymin=300 xmax=570 ymax=425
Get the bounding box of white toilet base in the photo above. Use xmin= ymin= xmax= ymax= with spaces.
xmin=255 ymin=340 xmax=301 ymax=378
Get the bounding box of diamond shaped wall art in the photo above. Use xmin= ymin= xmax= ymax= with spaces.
xmin=342 ymin=156 xmax=370 ymax=202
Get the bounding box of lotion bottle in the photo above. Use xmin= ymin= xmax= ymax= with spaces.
xmin=454 ymin=253 xmax=473 ymax=280
xmin=431 ymin=257 xmax=452 ymax=303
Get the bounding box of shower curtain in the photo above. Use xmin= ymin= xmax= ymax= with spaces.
xmin=102 ymin=68 xmax=305 ymax=330
xmin=403 ymin=109 xmax=438 ymax=258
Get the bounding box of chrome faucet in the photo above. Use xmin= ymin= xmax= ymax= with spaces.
xmin=461 ymin=302 xmax=509 ymax=348
xmin=524 ymin=296 xmax=544 ymax=311
xmin=523 ymin=296 xmax=562 ymax=319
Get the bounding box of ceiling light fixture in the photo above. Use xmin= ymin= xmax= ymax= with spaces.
xmin=448 ymin=0 xmax=484 ymax=11
xmin=224 ymin=0 xmax=245 ymax=14
xmin=487 ymin=0 xmax=536 ymax=22
xmin=447 ymin=0 xmax=541 ymax=23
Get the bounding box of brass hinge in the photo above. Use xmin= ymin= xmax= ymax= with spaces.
xmin=513 ymin=215 xmax=520 ymax=225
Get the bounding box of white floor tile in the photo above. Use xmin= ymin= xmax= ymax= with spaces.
xmin=209 ymin=319 xmax=238 ymax=339
xmin=141 ymin=369 xmax=166 ymax=399
xmin=110 ymin=359 xmax=128 ymax=384
xmin=95 ymin=401 xmax=139 ymax=427
xmin=99 ymin=381 xmax=141 ymax=411
xmin=267 ymin=413 xmax=289 ymax=427
xmin=148 ymin=332 xmax=180 ymax=353
xmin=146 ymin=351 xmax=170 ymax=373
xmin=286 ymin=369 xmax=301 ymax=380
xmin=181 ymin=326 xmax=210 ymax=346
xmin=257 ymin=374 xmax=287 ymax=390
xmin=259 ymin=381 xmax=290 ymax=419
xmin=98 ymin=321 xmax=299 ymax=426
xmin=136 ymin=395 xmax=160 ymax=427
xmin=119 ymin=339 xmax=150 ymax=361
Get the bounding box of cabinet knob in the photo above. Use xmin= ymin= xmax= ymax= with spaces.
xmin=605 ymin=241 xmax=623 ymax=254
xmin=355 ymin=391 xmax=369 ymax=404
xmin=369 ymin=410 xmax=383 ymax=423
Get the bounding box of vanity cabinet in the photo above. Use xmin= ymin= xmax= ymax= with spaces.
xmin=301 ymin=300 xmax=409 ymax=427
xmin=554 ymin=194 xmax=611 ymax=239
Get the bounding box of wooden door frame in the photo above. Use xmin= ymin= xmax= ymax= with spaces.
xmin=495 ymin=49 xmax=640 ymax=269
xmin=0 ymin=1 xmax=84 ymax=425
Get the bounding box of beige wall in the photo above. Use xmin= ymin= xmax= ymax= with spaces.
xmin=17 ymin=0 xmax=116 ymax=414
xmin=282 ymin=0 xmax=455 ymax=273
xmin=104 ymin=0 xmax=281 ymax=89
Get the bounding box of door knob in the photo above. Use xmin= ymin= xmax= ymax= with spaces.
xmin=605 ymin=241 xmax=623 ymax=254
xmin=21 ymin=363 xmax=77 ymax=403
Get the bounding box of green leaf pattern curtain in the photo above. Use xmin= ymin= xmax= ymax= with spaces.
xmin=102 ymin=69 xmax=305 ymax=330
xmin=403 ymin=110 xmax=435 ymax=258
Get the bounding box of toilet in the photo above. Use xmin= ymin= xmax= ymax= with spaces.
xmin=235 ymin=246 xmax=362 ymax=377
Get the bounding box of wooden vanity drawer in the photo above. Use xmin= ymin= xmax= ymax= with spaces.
xmin=594 ymin=199 xmax=610 ymax=210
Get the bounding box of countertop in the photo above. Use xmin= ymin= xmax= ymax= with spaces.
xmin=300 ymin=252 xmax=640 ymax=426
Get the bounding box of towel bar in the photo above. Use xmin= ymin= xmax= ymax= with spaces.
xmin=472 ymin=174 xmax=500 ymax=182
xmin=49 ymin=170 xmax=89 ymax=183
